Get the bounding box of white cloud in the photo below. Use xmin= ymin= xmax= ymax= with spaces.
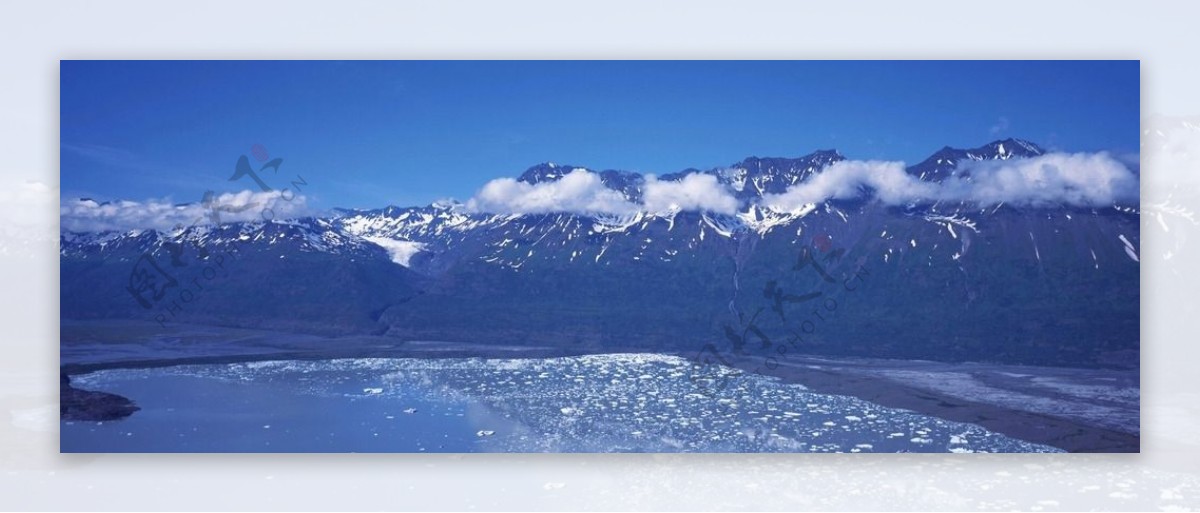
xmin=466 ymin=168 xmax=639 ymax=215
xmin=62 ymin=152 xmax=1139 ymax=232
xmin=941 ymin=152 xmax=1140 ymax=207
xmin=60 ymin=190 xmax=310 ymax=232
xmin=0 ymin=180 xmax=59 ymax=258
xmin=760 ymin=160 xmax=936 ymax=212
xmin=467 ymin=169 xmax=740 ymax=216
xmin=990 ymin=116 xmax=1011 ymax=135
xmin=1 ymin=180 xmax=57 ymax=228
xmin=643 ymin=173 xmax=739 ymax=214
xmin=762 ymin=152 xmax=1139 ymax=210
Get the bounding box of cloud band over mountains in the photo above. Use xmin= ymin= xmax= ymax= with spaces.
xmin=61 ymin=190 xmax=310 ymax=233
xmin=464 ymin=168 xmax=744 ymax=216
xmin=761 ymin=152 xmax=1139 ymax=212
xmin=465 ymin=169 xmax=640 ymax=216
xmin=643 ymin=173 xmax=740 ymax=214
xmin=62 ymin=151 xmax=1139 ymax=232
xmin=467 ymin=152 xmax=1139 ymax=215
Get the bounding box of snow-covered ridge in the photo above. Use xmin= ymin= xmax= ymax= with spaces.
xmin=61 ymin=217 xmax=382 ymax=258
xmin=61 ymin=139 xmax=1140 ymax=273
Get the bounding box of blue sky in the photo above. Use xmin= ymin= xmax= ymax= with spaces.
xmin=61 ymin=60 xmax=1139 ymax=210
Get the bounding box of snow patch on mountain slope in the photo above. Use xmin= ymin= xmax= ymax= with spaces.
xmin=364 ymin=236 xmax=427 ymax=267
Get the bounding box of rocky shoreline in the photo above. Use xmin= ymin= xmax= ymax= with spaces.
xmin=60 ymin=372 xmax=139 ymax=421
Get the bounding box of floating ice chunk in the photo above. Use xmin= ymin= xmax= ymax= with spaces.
xmin=77 ymin=353 xmax=1066 ymax=453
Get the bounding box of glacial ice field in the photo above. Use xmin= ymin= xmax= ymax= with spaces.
xmin=61 ymin=353 xmax=1061 ymax=453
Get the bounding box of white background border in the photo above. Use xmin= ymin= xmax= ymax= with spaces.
xmin=2 ymin=1 xmax=1198 ymax=510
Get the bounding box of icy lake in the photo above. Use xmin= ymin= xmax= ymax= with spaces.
xmin=60 ymin=353 xmax=1061 ymax=453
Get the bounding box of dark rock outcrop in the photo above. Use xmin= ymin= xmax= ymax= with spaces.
xmin=60 ymin=372 xmax=139 ymax=421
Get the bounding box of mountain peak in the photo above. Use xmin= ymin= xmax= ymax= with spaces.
xmin=980 ymin=137 xmax=1045 ymax=158
xmin=810 ymin=148 xmax=844 ymax=159
xmin=736 ymin=148 xmax=844 ymax=166
xmin=720 ymin=149 xmax=846 ymax=198
xmin=517 ymin=162 xmax=587 ymax=184
xmin=430 ymin=198 xmax=464 ymax=211
xmin=910 ymin=138 xmax=1046 ymax=181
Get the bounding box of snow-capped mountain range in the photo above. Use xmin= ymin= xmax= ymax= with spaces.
xmin=61 ymin=139 xmax=1141 ymax=368
xmin=61 ymin=137 xmax=1051 ymax=267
